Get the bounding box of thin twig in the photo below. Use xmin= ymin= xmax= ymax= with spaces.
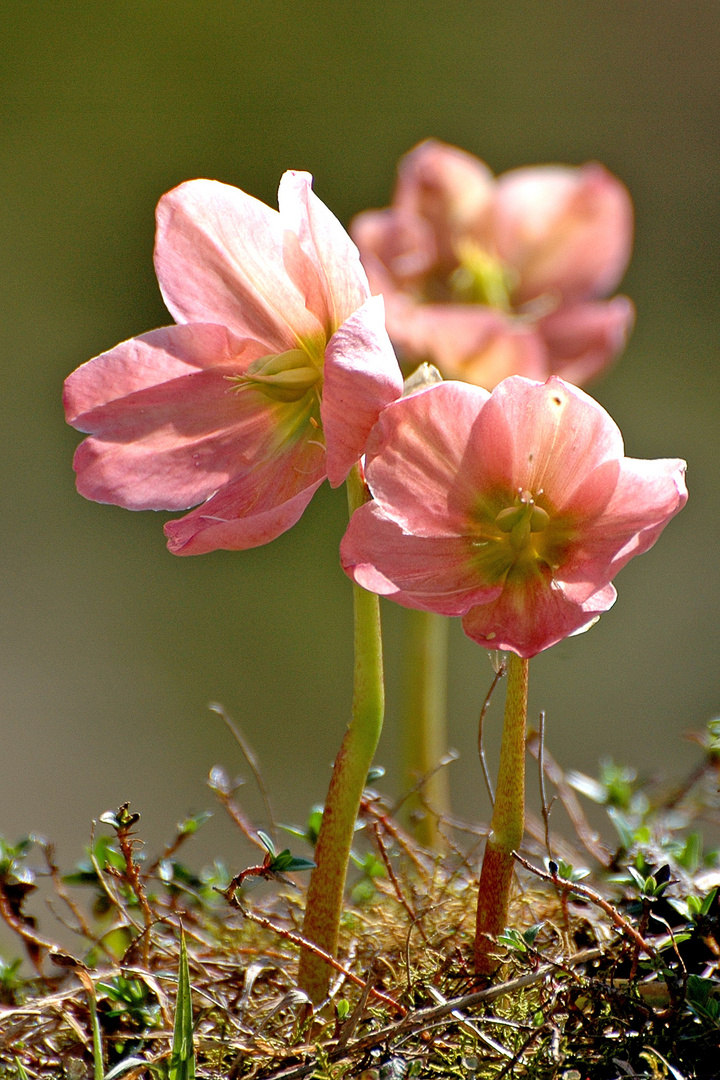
xmin=424 ymin=985 xmax=514 ymax=1059
xmin=225 ymin=901 xmax=406 ymax=1015
xmin=513 ymin=852 xmax=657 ymax=958
xmin=361 ymin=797 xmax=433 ymax=878
xmin=478 ymin=658 xmax=507 ymax=805
xmin=495 ymin=1023 xmax=548 ymax=1079
xmin=41 ymin=842 xmax=94 ymax=941
xmin=526 ymin=730 xmax=613 ymax=866
xmin=210 ymin=702 xmax=277 ymax=845
xmin=536 ymin=712 xmax=569 ymax=930
xmin=537 ymin=712 xmax=554 ymax=863
xmin=113 ymin=812 xmax=154 ymax=967
xmin=371 ymin=822 xmax=429 ymax=945
xmin=0 ymin=881 xmax=59 ymax=969
xmin=212 ymin=783 xmax=268 ymax=851
xmin=87 ymin=822 xmax=143 ymax=936
xmin=334 ymin=963 xmax=377 ymax=1051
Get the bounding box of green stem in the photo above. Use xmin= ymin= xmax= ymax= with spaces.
xmin=399 ymin=608 xmax=450 ymax=848
xmin=475 ymin=651 xmax=529 ymax=975
xmin=297 ymin=465 xmax=385 ymax=1003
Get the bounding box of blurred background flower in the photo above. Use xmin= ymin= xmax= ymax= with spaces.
xmin=352 ymin=140 xmax=634 ymax=389
xmin=0 ymin=3 xmax=717 ymax=921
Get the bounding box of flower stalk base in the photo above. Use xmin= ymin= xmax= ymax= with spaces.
xmin=298 ymin=466 xmax=385 ymax=1003
xmin=400 ymin=608 xmax=450 ymax=848
xmin=474 ymin=651 xmax=529 ymax=975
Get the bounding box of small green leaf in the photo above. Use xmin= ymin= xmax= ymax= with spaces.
xmin=270 ymin=850 xmax=316 ymax=873
xmin=626 ymin=865 xmax=647 ymax=891
xmin=522 ymin=924 xmax=542 ymax=946
xmin=169 ymin=929 xmax=195 ymax=1080
xmin=256 ymin=831 xmax=276 ymax=858
xmin=701 ymin=886 xmax=718 ymax=916
xmin=178 ymin=812 xmax=212 ymax=836
xmin=497 ymin=927 xmax=528 ymax=952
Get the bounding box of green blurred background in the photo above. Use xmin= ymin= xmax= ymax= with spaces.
xmin=1 ymin=2 xmax=718 ymax=895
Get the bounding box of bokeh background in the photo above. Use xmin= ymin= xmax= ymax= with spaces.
xmin=1 ymin=2 xmax=719 ymax=930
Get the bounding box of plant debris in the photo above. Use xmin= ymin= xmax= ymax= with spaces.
xmin=1 ymin=722 xmax=719 ymax=1080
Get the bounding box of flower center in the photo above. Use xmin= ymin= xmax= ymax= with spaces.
xmin=494 ymin=490 xmax=550 ymax=551
xmin=229 ymin=349 xmax=321 ymax=403
xmin=470 ymin=488 xmax=573 ymax=585
xmin=449 ymin=241 xmax=516 ymax=311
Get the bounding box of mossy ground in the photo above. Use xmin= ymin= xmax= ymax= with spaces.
xmin=0 ymin=729 xmax=718 ymax=1080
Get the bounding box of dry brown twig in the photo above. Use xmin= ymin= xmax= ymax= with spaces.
xmin=222 ymin=895 xmax=407 ymax=1016
xmin=526 ymin=729 xmax=613 ymax=867
xmin=513 ymin=851 xmax=658 ymax=958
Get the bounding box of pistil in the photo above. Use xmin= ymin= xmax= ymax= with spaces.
xmin=229 ymin=349 xmax=321 ymax=403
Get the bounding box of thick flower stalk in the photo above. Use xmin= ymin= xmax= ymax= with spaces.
xmin=352 ymin=140 xmax=634 ymax=390
xmin=341 ymin=374 xmax=687 ymax=970
xmin=297 ymin=464 xmax=385 ymax=1003
xmin=64 ymin=172 xmax=403 ymax=553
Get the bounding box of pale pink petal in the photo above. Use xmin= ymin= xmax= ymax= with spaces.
xmin=66 ymin=325 xmax=287 ymax=510
xmin=321 ymin=296 xmax=403 ymax=487
xmin=464 ymin=376 xmax=625 ymax=508
xmin=395 ymin=140 xmax=495 ymax=264
xmin=350 ymin=207 xmax=437 ymax=293
xmin=557 ymin=457 xmax=688 ymax=599
xmin=363 ymin=381 xmax=489 ymax=536
xmin=164 ymin=439 xmax=326 ymax=555
xmin=341 ymin=502 xmax=503 ymax=615
xmin=154 ymin=179 xmax=324 ymax=350
xmin=64 ymin=324 xmax=268 ymax=422
xmin=539 ymin=297 xmax=635 ymax=384
xmin=384 ymin=302 xmax=548 ymax=388
xmin=462 ymin=576 xmax=617 ymax=658
xmin=493 ymin=163 xmax=633 ymax=303
xmin=278 ymin=171 xmax=369 ymax=335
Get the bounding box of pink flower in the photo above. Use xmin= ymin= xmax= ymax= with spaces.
xmin=341 ymin=376 xmax=686 ymax=658
xmin=64 ymin=172 xmax=403 ymax=554
xmin=351 ymin=140 xmax=634 ymax=389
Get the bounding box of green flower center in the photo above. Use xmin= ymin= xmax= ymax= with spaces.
xmin=470 ymin=489 xmax=574 ymax=584
xmin=449 ymin=241 xmax=517 ymax=311
xmin=230 ymin=349 xmax=321 ymax=403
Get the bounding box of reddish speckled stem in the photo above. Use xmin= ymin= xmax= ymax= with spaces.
xmin=475 ymin=651 xmax=529 ymax=975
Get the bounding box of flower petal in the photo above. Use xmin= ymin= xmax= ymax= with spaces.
xmin=64 ymin=324 xmax=267 ymax=422
xmin=557 ymin=456 xmax=688 ymax=599
xmin=395 ymin=139 xmax=495 ymax=266
xmin=321 ymin=296 xmax=403 ymax=487
xmin=463 ymin=376 xmax=626 ymax=510
xmin=154 ymin=179 xmax=324 ymax=350
xmin=164 ymin=439 xmax=326 ymax=555
xmin=539 ymin=297 xmax=635 ymax=384
xmin=383 ymin=301 xmax=549 ymax=388
xmin=341 ymin=501 xmax=503 ymax=615
xmin=66 ymin=325 xmax=282 ymax=510
xmin=362 ymin=380 xmax=489 ymax=535
xmin=350 ymin=207 xmax=437 ymax=293
xmin=493 ymin=163 xmax=634 ymax=303
xmin=462 ymin=575 xmax=617 ymax=657
xmin=278 ymin=171 xmax=370 ymax=335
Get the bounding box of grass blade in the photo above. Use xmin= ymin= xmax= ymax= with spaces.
xmin=169 ymin=928 xmax=195 ymax=1080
